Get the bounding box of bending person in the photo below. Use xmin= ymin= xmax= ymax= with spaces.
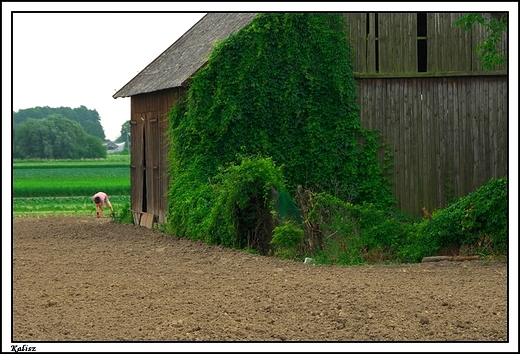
xmin=92 ymin=191 xmax=114 ymax=218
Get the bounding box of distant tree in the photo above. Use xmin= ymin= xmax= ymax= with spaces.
xmin=115 ymin=120 xmax=131 ymax=145
xmin=13 ymin=114 xmax=106 ymax=159
xmin=13 ymin=105 xmax=106 ymax=140
xmin=84 ymin=134 xmax=108 ymax=158
xmin=13 ymin=118 xmax=45 ymax=158
xmin=73 ymin=106 xmax=105 ymax=139
xmin=454 ymin=13 xmax=507 ymax=70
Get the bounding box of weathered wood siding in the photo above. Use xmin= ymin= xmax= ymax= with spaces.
xmin=356 ymin=75 xmax=508 ymax=216
xmin=130 ymin=88 xmax=186 ymax=224
xmin=343 ymin=12 xmax=508 ymax=216
xmin=125 ymin=12 xmax=508 ymax=223
xmin=428 ymin=13 xmax=507 ymax=72
xmin=344 ymin=12 xmax=507 ymax=74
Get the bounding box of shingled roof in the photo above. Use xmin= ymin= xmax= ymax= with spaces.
xmin=113 ymin=13 xmax=258 ymax=98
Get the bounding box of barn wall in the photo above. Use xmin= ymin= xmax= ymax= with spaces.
xmin=130 ymin=88 xmax=186 ymax=224
xmin=127 ymin=12 xmax=508 ymax=223
xmin=343 ymin=12 xmax=508 ymax=216
xmin=356 ymin=75 xmax=508 ymax=216
xmin=344 ymin=12 xmax=507 ymax=74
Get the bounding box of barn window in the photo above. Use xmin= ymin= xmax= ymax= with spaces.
xmin=417 ymin=12 xmax=427 ymax=72
xmin=375 ymin=12 xmax=379 ymax=73
xmin=366 ymin=13 xmax=381 ymax=73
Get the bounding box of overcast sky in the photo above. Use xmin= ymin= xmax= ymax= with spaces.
xmin=5 ymin=3 xmax=518 ymax=142
xmin=10 ymin=10 xmax=206 ymax=140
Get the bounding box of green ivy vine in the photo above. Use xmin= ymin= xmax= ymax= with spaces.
xmin=167 ymin=13 xmax=395 ymax=253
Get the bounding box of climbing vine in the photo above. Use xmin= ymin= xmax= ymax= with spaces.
xmin=454 ymin=13 xmax=507 ymax=70
xmin=167 ymin=13 xmax=394 ymax=253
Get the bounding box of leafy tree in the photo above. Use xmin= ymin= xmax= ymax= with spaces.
xmin=454 ymin=13 xmax=507 ymax=70
xmin=115 ymin=120 xmax=131 ymax=144
xmin=13 ymin=105 xmax=106 ymax=140
xmin=84 ymin=134 xmax=108 ymax=157
xmin=13 ymin=118 xmax=46 ymax=158
xmin=13 ymin=114 xmax=106 ymax=159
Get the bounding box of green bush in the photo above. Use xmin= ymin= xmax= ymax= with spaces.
xmin=166 ymin=155 xmax=294 ymax=254
xmin=398 ymin=176 xmax=508 ymax=262
xmin=165 ymin=171 xmax=215 ymax=241
xmin=207 ymin=155 xmax=287 ymax=251
xmin=270 ymin=220 xmax=304 ymax=259
xmin=112 ymin=201 xmax=133 ymax=224
xmin=303 ymin=191 xmax=414 ymax=265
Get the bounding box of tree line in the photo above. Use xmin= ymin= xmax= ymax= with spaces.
xmin=13 ymin=105 xmax=105 ymax=140
xmin=13 ymin=113 xmax=107 ymax=159
xmin=12 ymin=106 xmax=131 ymax=159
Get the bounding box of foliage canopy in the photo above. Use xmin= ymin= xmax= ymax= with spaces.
xmin=13 ymin=114 xmax=106 ymax=159
xmin=13 ymin=105 xmax=106 ymax=140
xmin=167 ymin=13 xmax=394 ymax=254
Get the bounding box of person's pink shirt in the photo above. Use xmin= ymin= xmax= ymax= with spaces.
xmin=92 ymin=192 xmax=109 ymax=204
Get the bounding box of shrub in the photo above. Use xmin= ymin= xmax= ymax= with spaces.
xmin=301 ymin=190 xmax=413 ymax=265
xmin=398 ymin=176 xmax=508 ymax=262
xmin=270 ymin=220 xmax=304 ymax=259
xmin=166 ymin=155 xmax=296 ymax=255
xmin=207 ymin=155 xmax=287 ymax=252
xmin=112 ymin=201 xmax=133 ymax=224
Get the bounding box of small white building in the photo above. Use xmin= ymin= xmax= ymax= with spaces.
xmin=105 ymin=141 xmax=126 ymax=154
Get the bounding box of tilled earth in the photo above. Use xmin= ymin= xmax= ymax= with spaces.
xmin=12 ymin=216 xmax=509 ymax=343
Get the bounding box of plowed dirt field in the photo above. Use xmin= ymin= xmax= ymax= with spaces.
xmin=10 ymin=216 xmax=513 ymax=351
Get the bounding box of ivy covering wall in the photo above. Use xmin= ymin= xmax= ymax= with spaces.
xmin=167 ymin=13 xmax=394 ymax=253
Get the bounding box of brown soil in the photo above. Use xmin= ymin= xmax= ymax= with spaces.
xmin=12 ymin=216 xmax=509 ymax=344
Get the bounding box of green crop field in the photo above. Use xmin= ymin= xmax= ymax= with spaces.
xmin=13 ymin=195 xmax=131 ymax=217
xmin=13 ymin=156 xmax=131 ymax=217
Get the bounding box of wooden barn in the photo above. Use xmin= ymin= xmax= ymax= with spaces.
xmin=113 ymin=13 xmax=257 ymax=226
xmin=113 ymin=12 xmax=508 ymax=226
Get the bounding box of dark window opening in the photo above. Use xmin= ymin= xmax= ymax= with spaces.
xmin=375 ymin=13 xmax=379 ymax=72
xmin=417 ymin=12 xmax=427 ymax=72
xmin=417 ymin=12 xmax=427 ymax=36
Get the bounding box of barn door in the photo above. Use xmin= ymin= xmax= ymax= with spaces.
xmin=135 ymin=111 xmax=165 ymax=224
xmin=130 ymin=112 xmax=154 ymax=228
xmin=141 ymin=122 xmax=148 ymax=213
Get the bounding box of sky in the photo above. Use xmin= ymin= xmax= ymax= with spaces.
xmin=4 ymin=2 xmax=518 ymax=142
xmin=3 ymin=2 xmax=519 ymax=353
xmin=9 ymin=10 xmax=206 ymax=141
